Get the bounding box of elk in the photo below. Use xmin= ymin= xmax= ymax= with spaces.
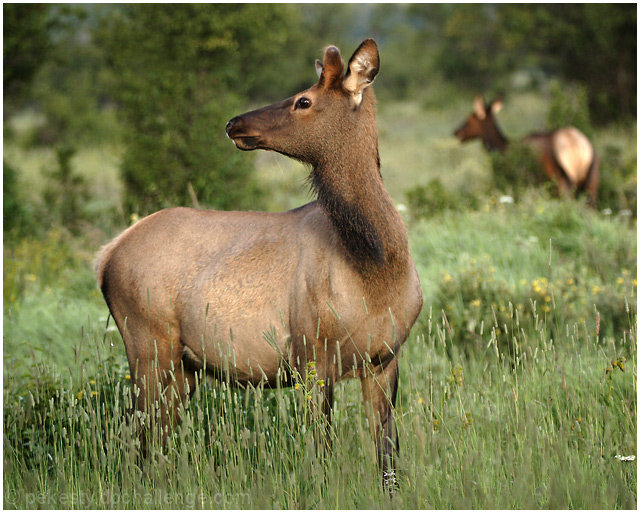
xmin=95 ymin=39 xmax=423 ymax=486
xmin=454 ymin=95 xmax=599 ymax=205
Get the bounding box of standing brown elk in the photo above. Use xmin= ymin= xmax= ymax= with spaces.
xmin=95 ymin=39 xmax=422 ymax=487
xmin=454 ymin=95 xmax=599 ymax=205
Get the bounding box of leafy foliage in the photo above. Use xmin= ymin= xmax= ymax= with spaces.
xmin=3 ymin=160 xmax=38 ymax=239
xmin=97 ymin=4 xmax=301 ymax=214
xmin=489 ymin=142 xmax=546 ymax=198
xmin=405 ymin=179 xmax=479 ymax=220
xmin=546 ymin=80 xmax=592 ymax=135
xmin=3 ymin=4 xmax=52 ymax=113
xmin=499 ymin=4 xmax=636 ymax=123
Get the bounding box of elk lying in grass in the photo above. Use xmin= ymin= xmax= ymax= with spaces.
xmin=95 ymin=39 xmax=423 ymax=487
xmin=454 ymin=95 xmax=599 ymax=205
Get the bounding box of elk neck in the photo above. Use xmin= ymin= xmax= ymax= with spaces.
xmin=308 ymin=92 xmax=410 ymax=278
xmin=483 ymin=118 xmax=509 ymax=152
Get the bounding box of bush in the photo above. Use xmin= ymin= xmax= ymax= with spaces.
xmin=412 ymin=198 xmax=637 ymax=358
xmin=98 ymin=4 xmax=302 ymax=215
xmin=546 ymin=80 xmax=592 ymax=136
xmin=433 ymin=255 xmax=636 ymax=358
xmin=489 ymin=142 xmax=546 ymax=199
xmin=597 ymin=144 xmax=637 ymax=214
xmin=405 ymin=178 xmax=479 ymax=220
xmin=3 ymin=160 xmax=38 ymax=239
xmin=3 ymin=228 xmax=93 ymax=305
xmin=42 ymin=145 xmax=90 ymax=233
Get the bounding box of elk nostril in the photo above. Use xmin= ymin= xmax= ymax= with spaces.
xmin=225 ymin=119 xmax=235 ymax=136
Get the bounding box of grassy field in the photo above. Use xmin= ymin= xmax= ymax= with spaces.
xmin=3 ymin=96 xmax=637 ymax=508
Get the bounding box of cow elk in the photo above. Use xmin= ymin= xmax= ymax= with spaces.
xmin=454 ymin=95 xmax=599 ymax=205
xmin=95 ymin=39 xmax=423 ymax=488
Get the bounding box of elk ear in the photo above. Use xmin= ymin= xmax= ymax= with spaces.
xmin=318 ymin=46 xmax=344 ymax=89
xmin=490 ymin=96 xmax=503 ymax=114
xmin=343 ymin=39 xmax=379 ymax=107
xmin=315 ymin=59 xmax=323 ymax=78
xmin=473 ymin=96 xmax=486 ymax=120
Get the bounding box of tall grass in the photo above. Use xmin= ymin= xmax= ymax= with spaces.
xmin=3 ymin=297 xmax=635 ymax=508
xmin=4 ymin=197 xmax=636 ymax=509
xmin=3 ymin=96 xmax=636 ymax=508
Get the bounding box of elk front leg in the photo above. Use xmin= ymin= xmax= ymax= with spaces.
xmin=361 ymin=358 xmax=399 ymax=494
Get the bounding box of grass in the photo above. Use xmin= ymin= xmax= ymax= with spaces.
xmin=3 ymin=95 xmax=637 ymax=508
xmin=3 ymin=289 xmax=636 ymax=508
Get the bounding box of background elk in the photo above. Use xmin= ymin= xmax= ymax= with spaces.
xmin=454 ymin=95 xmax=600 ymax=205
xmin=95 ymin=39 xmax=422 ymax=486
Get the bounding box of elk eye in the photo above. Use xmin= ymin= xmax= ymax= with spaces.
xmin=295 ymin=97 xmax=311 ymax=110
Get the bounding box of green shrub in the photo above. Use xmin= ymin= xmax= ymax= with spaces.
xmin=42 ymin=145 xmax=90 ymax=233
xmin=3 ymin=160 xmax=38 ymax=239
xmin=3 ymin=228 xmax=91 ymax=305
xmin=489 ymin=142 xmax=546 ymax=198
xmin=433 ymin=256 xmax=636 ymax=357
xmin=597 ymin=144 xmax=637 ymax=213
xmin=546 ymin=80 xmax=592 ymax=136
xmin=405 ymin=178 xmax=479 ymax=220
xmin=98 ymin=4 xmax=303 ymax=215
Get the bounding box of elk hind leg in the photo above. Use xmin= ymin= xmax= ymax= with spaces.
xmin=361 ymin=358 xmax=400 ymax=494
xmin=583 ymin=156 xmax=600 ymax=207
xmin=123 ymin=321 xmax=196 ymax=455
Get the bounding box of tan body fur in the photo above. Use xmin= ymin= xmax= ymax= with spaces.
xmin=96 ymin=39 xmax=422 ymax=484
xmin=97 ymin=204 xmax=421 ymax=386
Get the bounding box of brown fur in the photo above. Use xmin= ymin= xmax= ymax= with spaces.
xmin=96 ymin=39 xmax=422 ymax=481
xmin=454 ymin=96 xmax=599 ymax=205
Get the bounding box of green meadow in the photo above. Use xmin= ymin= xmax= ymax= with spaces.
xmin=3 ymin=93 xmax=636 ymax=508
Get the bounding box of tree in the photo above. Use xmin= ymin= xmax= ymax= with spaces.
xmin=499 ymin=4 xmax=636 ymax=123
xmin=3 ymin=4 xmax=52 ymax=115
xmin=98 ymin=4 xmax=302 ymax=214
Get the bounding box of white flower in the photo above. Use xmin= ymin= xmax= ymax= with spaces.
xmin=499 ymin=195 xmax=514 ymax=204
xmin=614 ymin=454 xmax=636 ymax=461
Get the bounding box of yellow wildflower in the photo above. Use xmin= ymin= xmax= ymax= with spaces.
xmin=617 ymin=277 xmax=624 ymax=285
xmin=592 ymin=285 xmax=600 ymax=294
xmin=470 ymin=299 xmax=481 ymax=307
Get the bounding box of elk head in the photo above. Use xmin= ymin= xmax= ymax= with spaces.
xmin=454 ymin=95 xmax=507 ymax=151
xmin=225 ymin=39 xmax=380 ymax=166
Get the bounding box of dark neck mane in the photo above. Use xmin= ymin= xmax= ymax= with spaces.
xmin=308 ymin=93 xmax=408 ymax=274
xmin=483 ymin=118 xmax=509 ymax=151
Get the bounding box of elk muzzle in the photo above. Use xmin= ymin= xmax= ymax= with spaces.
xmin=453 ymin=122 xmax=471 ymax=142
xmin=226 ymin=116 xmax=260 ymax=151
xmin=226 ymin=97 xmax=295 ymax=152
